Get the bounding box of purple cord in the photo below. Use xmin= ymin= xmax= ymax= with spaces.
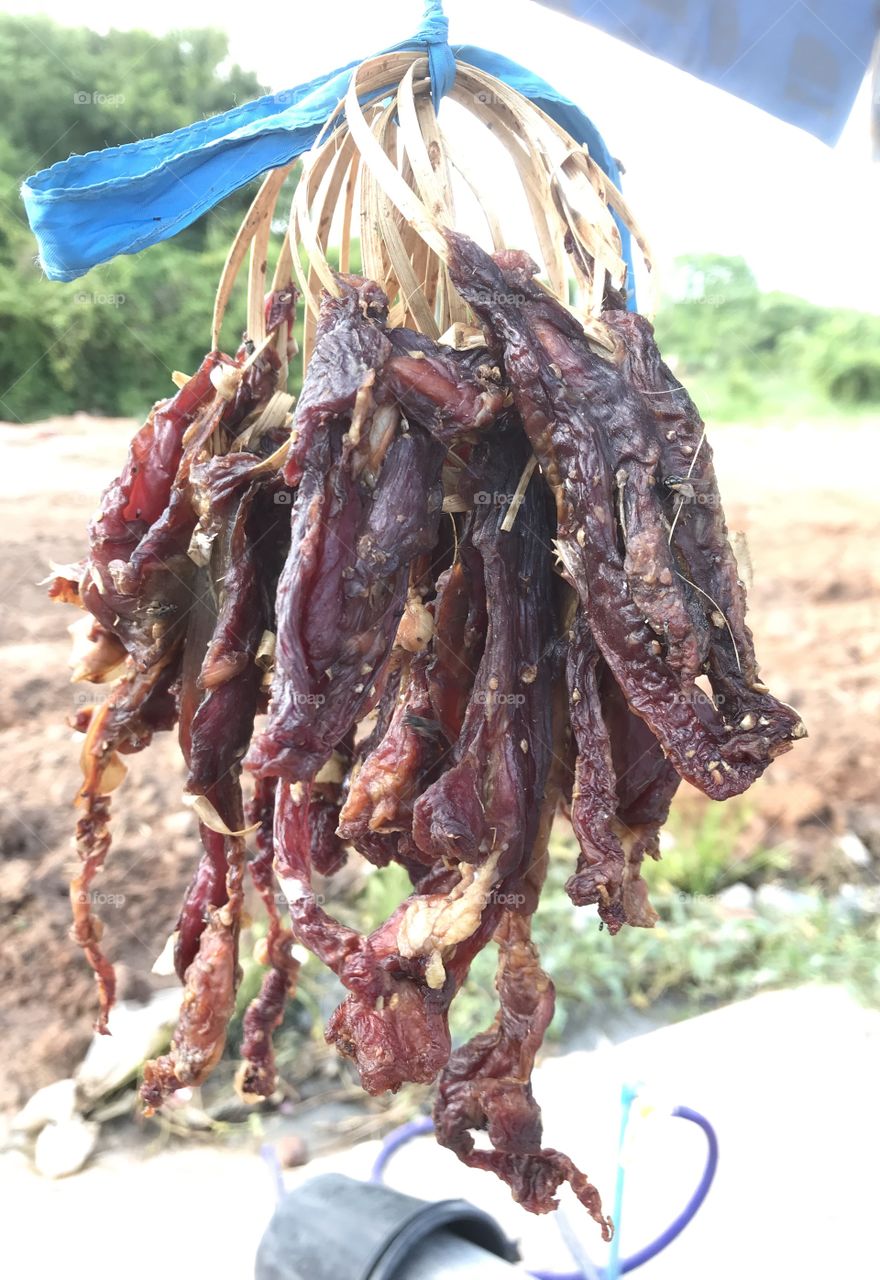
xmin=260 ymin=1141 xmax=286 ymax=1203
xmin=369 ymin=1115 xmax=436 ymax=1184
xmin=371 ymin=1106 xmax=718 ymax=1279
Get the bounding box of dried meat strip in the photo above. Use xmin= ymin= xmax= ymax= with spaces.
xmin=81 ymin=300 xmax=288 ymax=673
xmin=142 ymin=785 xmax=248 ymax=1110
xmin=425 ymin=553 xmax=487 ymax=744
xmin=337 ymin=652 xmax=440 ymax=863
xmin=564 ymin=611 xmax=681 ymax=930
xmin=434 ymin=910 xmax=611 ymax=1236
xmin=79 ymin=356 xmax=220 ymax=670
xmin=236 ymin=777 xmax=301 ymax=1101
xmin=383 ymin=327 xmax=505 ymax=440
xmin=274 ymin=779 xmax=454 ymax=1093
xmin=187 ymin=454 xmax=286 ymax=822
xmin=173 ymin=455 xmax=289 ymax=976
xmin=564 ymin=610 xmax=628 ymax=928
xmin=250 ymin=418 xmax=445 ymax=782
xmin=445 ymin=232 xmax=804 ymax=801
xmin=602 ymin=310 xmax=784 ymax=732
xmin=413 ymin=416 xmax=556 ymax=886
xmin=283 ymin=277 xmax=392 ymax=488
xmin=174 ymin=825 xmax=228 ymax=981
xmin=72 ymin=654 xmax=180 ymax=1030
xmin=141 ymin=900 xmax=240 ymax=1113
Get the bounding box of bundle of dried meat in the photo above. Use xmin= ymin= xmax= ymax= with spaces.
xmin=52 ymin=238 xmax=803 ymax=1232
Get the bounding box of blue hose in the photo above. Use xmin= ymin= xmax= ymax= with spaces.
xmin=370 ymin=1105 xmax=718 ymax=1278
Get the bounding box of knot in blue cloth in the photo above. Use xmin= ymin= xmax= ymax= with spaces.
xmin=415 ymin=0 xmax=456 ymax=110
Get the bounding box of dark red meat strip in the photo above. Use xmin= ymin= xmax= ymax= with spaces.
xmin=445 ymin=232 xmax=804 ymax=800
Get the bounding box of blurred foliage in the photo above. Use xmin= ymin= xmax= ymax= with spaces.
xmin=654 ymin=252 xmax=880 ymax=421
xmin=442 ymin=821 xmax=880 ymax=1044
xmin=237 ymin=812 xmax=879 ymax=1068
xmin=0 ymin=16 xmax=269 ymax=421
xmin=653 ymin=804 xmax=787 ymax=899
xmin=2 ymin=15 xmax=879 ymax=428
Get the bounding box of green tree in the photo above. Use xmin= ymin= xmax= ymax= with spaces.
xmin=654 ymin=252 xmax=880 ymax=420
xmin=0 ymin=16 xmax=269 ymax=422
xmin=667 ymin=252 xmax=758 ymax=307
xmin=807 ymin=311 xmax=880 ymax=405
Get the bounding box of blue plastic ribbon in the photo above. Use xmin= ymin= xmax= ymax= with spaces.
xmin=21 ymin=0 xmax=635 ymax=307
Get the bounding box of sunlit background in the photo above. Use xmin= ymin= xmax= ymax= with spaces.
xmin=1 ymin=5 xmax=878 ymax=1280
xmin=5 ymin=0 xmax=879 ymax=308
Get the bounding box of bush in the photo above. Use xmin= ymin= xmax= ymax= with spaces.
xmin=654 ymin=255 xmax=880 ymax=421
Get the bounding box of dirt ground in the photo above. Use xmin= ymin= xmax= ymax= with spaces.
xmin=0 ymin=411 xmax=877 ymax=1110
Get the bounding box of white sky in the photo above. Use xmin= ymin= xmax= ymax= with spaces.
xmin=4 ymin=0 xmax=879 ymax=311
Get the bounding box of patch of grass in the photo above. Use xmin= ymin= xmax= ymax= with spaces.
xmin=234 ymin=810 xmax=879 ymax=1070
xmin=451 ymin=814 xmax=880 ymax=1042
xmin=651 ymin=804 xmax=787 ymax=898
xmin=534 ymin=820 xmax=880 ymax=1033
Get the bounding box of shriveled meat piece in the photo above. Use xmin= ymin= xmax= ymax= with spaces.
xmin=602 ymin=666 xmax=681 ymax=929
xmin=325 ymin=887 xmax=503 ymax=1096
xmin=236 ymin=777 xmax=301 ymax=1101
xmin=334 ymin=661 xmax=411 ymax=871
xmin=431 ymin=705 xmax=610 ymax=1226
xmin=426 ymin=552 xmax=487 ymax=744
xmin=564 ymin=608 xmax=680 ymax=930
xmin=142 ymin=766 xmax=248 ymax=1110
xmin=141 ymin=902 xmax=240 ymax=1113
xmin=309 ymin=739 xmax=353 ymax=878
xmin=81 ymin=360 xmax=279 ymax=671
xmin=186 ymin=454 xmax=287 ymax=825
xmin=284 ymin=275 xmax=392 ymax=487
xmin=78 ymin=356 xmax=220 ymax=667
xmin=434 ymin=910 xmax=611 ymax=1236
xmin=618 ymin=461 xmax=710 ymax=681
xmin=275 ymin=777 xmax=517 ymax=1093
xmin=383 ymin=327 xmax=505 ymax=439
xmin=80 ymin=282 xmax=290 ymax=675
xmin=603 ymin=314 xmax=752 ymax=645
xmin=110 ymin=351 xmax=280 ymax=655
xmin=601 ymin=310 xmax=783 ymax=731
xmin=175 ymin=446 xmax=293 ymax=977
xmin=174 ymin=825 xmax=228 ymax=981
xmin=412 ymin=416 xmax=556 ymax=883
xmin=337 ymin=653 xmax=439 ymax=859
xmin=98 ymin=356 xmax=219 ymax=546
xmin=446 ymin=232 xmax=804 ymax=800
xmin=71 ymin=654 xmax=180 ymax=1030
xmin=564 ymin=610 xmax=627 ymax=929
xmin=324 ymin=830 xmax=541 ymax=1097
xmin=275 ymin=779 xmax=451 ymax=1090
xmin=486 ymin=274 xmax=706 ymax=682
xmin=170 ymin=558 xmax=226 ymax=978
xmin=250 ymin=419 xmax=444 ymax=782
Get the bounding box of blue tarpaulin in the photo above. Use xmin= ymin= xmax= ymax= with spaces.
xmin=540 ymin=0 xmax=875 ymax=145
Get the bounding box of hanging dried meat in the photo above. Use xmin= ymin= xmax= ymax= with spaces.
xmin=48 ymin=54 xmax=805 ymax=1236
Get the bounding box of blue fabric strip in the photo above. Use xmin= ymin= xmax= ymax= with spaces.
xmin=21 ymin=17 xmax=634 ymax=306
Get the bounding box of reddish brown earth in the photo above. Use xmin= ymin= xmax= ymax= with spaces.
xmin=0 ymin=412 xmax=877 ymax=1108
